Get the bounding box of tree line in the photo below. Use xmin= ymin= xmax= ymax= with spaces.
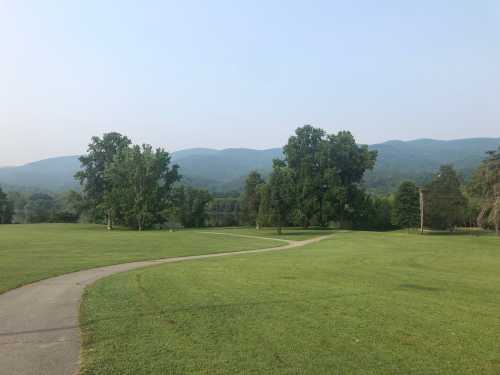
xmin=1 ymin=126 xmax=498 ymax=234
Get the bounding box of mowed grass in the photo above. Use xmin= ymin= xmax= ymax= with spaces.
xmin=0 ymin=224 xmax=289 ymax=294
xmin=81 ymin=231 xmax=500 ymax=374
xmin=201 ymin=227 xmax=334 ymax=241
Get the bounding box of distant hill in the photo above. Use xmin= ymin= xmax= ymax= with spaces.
xmin=1 ymin=138 xmax=499 ymax=194
xmin=365 ymin=138 xmax=500 ymax=192
xmin=0 ymin=156 xmax=81 ymax=192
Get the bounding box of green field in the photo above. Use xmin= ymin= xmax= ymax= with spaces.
xmin=0 ymin=224 xmax=289 ymax=294
xmin=81 ymin=231 xmax=500 ymax=374
xmin=201 ymin=226 xmax=334 ymax=241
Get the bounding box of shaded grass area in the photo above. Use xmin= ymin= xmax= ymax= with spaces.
xmin=81 ymin=231 xmax=500 ymax=374
xmin=0 ymin=224 xmax=288 ymax=294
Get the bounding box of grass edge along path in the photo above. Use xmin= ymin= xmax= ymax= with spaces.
xmin=0 ymin=231 xmax=333 ymax=375
xmin=80 ymin=231 xmax=500 ymax=375
xmin=1 ymin=224 xmax=317 ymax=295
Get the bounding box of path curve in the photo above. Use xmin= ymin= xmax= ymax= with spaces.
xmin=0 ymin=233 xmax=332 ymax=375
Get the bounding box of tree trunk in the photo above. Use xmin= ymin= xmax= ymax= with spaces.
xmin=277 ymin=226 xmax=282 ymax=235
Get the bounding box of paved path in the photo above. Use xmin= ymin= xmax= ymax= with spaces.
xmin=0 ymin=233 xmax=332 ymax=375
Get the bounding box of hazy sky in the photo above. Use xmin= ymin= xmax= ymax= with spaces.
xmin=1 ymin=1 xmax=499 ymax=166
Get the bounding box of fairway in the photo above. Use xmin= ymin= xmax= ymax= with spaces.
xmin=0 ymin=224 xmax=289 ymax=294
xmin=80 ymin=231 xmax=500 ymax=374
xmin=202 ymin=227 xmax=334 ymax=241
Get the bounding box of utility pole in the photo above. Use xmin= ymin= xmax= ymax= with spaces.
xmin=419 ymin=188 xmax=427 ymax=234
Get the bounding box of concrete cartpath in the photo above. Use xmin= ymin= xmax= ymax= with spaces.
xmin=0 ymin=234 xmax=332 ymax=375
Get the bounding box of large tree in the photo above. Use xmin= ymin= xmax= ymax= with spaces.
xmin=267 ymin=160 xmax=295 ymax=234
xmin=0 ymin=186 xmax=13 ymax=224
xmin=320 ymin=131 xmax=377 ymax=227
xmin=283 ymin=125 xmax=325 ymax=227
xmin=468 ymin=148 xmax=500 ymax=235
xmin=392 ymin=181 xmax=420 ymax=230
xmin=105 ymin=144 xmax=179 ymax=230
xmin=278 ymin=125 xmax=377 ymax=228
xmin=425 ymin=165 xmax=466 ymax=231
xmin=75 ymin=132 xmax=131 ymax=229
xmin=240 ymin=171 xmax=264 ymax=228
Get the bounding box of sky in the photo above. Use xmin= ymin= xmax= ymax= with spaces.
xmin=1 ymin=1 xmax=499 ymax=166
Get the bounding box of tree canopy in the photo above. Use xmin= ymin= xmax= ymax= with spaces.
xmin=425 ymin=165 xmax=466 ymax=231
xmin=468 ymin=147 xmax=500 ymax=235
xmin=75 ymin=132 xmax=131 ymax=228
xmin=0 ymin=186 xmax=13 ymax=224
xmin=392 ymin=181 xmax=420 ymax=230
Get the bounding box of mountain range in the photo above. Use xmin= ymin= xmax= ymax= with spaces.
xmin=1 ymin=138 xmax=499 ymax=194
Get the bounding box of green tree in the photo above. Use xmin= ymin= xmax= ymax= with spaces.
xmin=392 ymin=181 xmax=420 ymax=230
xmin=320 ymin=131 xmax=377 ymax=227
xmin=207 ymin=197 xmax=240 ymax=226
xmin=240 ymin=171 xmax=264 ymax=227
xmin=349 ymin=190 xmax=393 ymax=230
xmin=267 ymin=160 xmax=295 ymax=234
xmin=468 ymin=148 xmax=500 ymax=235
xmin=106 ymin=144 xmax=179 ymax=230
xmin=256 ymin=183 xmax=271 ymax=228
xmin=75 ymin=132 xmax=131 ymax=229
xmin=283 ymin=125 xmax=325 ymax=227
xmin=24 ymin=193 xmax=56 ymax=223
xmin=283 ymin=126 xmax=377 ymax=227
xmin=425 ymin=165 xmax=466 ymax=231
xmin=170 ymin=186 xmax=212 ymax=228
xmin=0 ymin=186 xmax=14 ymax=224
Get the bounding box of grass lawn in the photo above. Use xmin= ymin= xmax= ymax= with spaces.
xmin=201 ymin=227 xmax=334 ymax=241
xmin=81 ymin=231 xmax=500 ymax=374
xmin=0 ymin=224 xmax=292 ymax=294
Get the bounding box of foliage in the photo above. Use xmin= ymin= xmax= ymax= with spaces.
xmin=207 ymin=197 xmax=241 ymax=226
xmin=257 ymin=125 xmax=377 ymax=230
xmin=283 ymin=125 xmax=326 ymax=226
xmin=240 ymin=171 xmax=264 ymax=226
xmin=392 ymin=181 xmax=420 ymax=229
xmin=256 ymin=183 xmax=271 ymax=228
xmin=424 ymin=165 xmax=466 ymax=230
xmin=75 ymin=132 xmax=131 ymax=227
xmin=266 ymin=160 xmax=295 ymax=234
xmin=0 ymin=186 xmax=14 ymax=224
xmin=281 ymin=126 xmax=377 ymax=227
xmin=349 ymin=190 xmax=394 ymax=230
xmin=468 ymin=147 xmax=500 ymax=235
xmin=24 ymin=193 xmax=57 ymax=223
xmin=105 ymin=144 xmax=179 ymax=230
xmin=170 ymin=186 xmax=212 ymax=228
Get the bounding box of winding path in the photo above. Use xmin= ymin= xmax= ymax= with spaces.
xmin=0 ymin=233 xmax=332 ymax=375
